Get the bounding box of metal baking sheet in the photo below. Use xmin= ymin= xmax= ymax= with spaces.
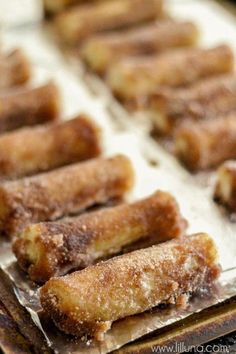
xmin=0 ymin=0 xmax=236 ymax=353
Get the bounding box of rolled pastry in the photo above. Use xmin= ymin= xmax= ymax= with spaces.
xmin=0 ymin=82 xmax=60 ymax=133
xmin=43 ymin=0 xmax=112 ymax=15
xmin=0 ymin=115 xmax=101 ymax=180
xmin=214 ymin=161 xmax=236 ymax=212
xmin=0 ymin=49 xmax=31 ymax=90
xmin=43 ymin=0 xmax=87 ymax=15
xmin=13 ymin=190 xmax=187 ymax=282
xmin=0 ymin=155 xmax=134 ymax=237
xmin=81 ymin=20 xmax=199 ymax=74
xmin=107 ymin=45 xmax=234 ymax=101
xmin=175 ymin=113 xmax=236 ymax=171
xmin=55 ymin=0 xmax=164 ymax=45
xmin=150 ymin=74 xmax=236 ymax=135
xmin=40 ymin=233 xmax=220 ymax=340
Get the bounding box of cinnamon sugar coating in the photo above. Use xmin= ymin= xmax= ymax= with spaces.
xmin=0 ymin=49 xmax=31 ymax=90
xmin=150 ymin=74 xmax=236 ymax=135
xmin=40 ymin=233 xmax=220 ymax=341
xmin=43 ymin=0 xmax=89 ymax=15
xmin=0 ymin=155 xmax=134 ymax=237
xmin=55 ymin=0 xmax=164 ymax=45
xmin=0 ymin=114 xmax=101 ymax=180
xmin=13 ymin=190 xmax=187 ymax=282
xmin=175 ymin=113 xmax=236 ymax=171
xmin=0 ymin=82 xmax=60 ymax=133
xmin=81 ymin=20 xmax=199 ymax=74
xmin=107 ymin=45 xmax=234 ymax=101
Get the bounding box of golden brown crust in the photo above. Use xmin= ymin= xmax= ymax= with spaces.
xmin=43 ymin=0 xmax=112 ymax=16
xmin=13 ymin=190 xmax=187 ymax=282
xmin=40 ymin=233 xmax=220 ymax=340
xmin=81 ymin=20 xmax=199 ymax=74
xmin=43 ymin=0 xmax=87 ymax=15
xmin=0 ymin=81 xmax=60 ymax=133
xmin=0 ymin=49 xmax=31 ymax=90
xmin=175 ymin=113 xmax=236 ymax=171
xmin=0 ymin=155 xmax=134 ymax=237
xmin=54 ymin=0 xmax=164 ymax=45
xmin=214 ymin=160 xmax=236 ymax=212
xmin=107 ymin=45 xmax=234 ymax=101
xmin=0 ymin=114 xmax=101 ymax=180
xmin=150 ymin=74 xmax=236 ymax=135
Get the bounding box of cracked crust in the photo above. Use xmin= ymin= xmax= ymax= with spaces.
xmin=0 ymin=155 xmax=134 ymax=237
xmin=40 ymin=233 xmax=220 ymax=341
xmin=13 ymin=190 xmax=187 ymax=282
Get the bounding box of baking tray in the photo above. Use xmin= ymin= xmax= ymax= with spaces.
xmin=0 ymin=0 xmax=236 ymax=353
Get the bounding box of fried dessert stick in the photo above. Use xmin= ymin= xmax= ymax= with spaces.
xmin=43 ymin=0 xmax=116 ymax=17
xmin=13 ymin=190 xmax=187 ymax=282
xmin=0 ymin=81 xmax=60 ymax=133
xmin=0 ymin=155 xmax=134 ymax=237
xmin=150 ymin=74 xmax=236 ymax=136
xmin=40 ymin=233 xmax=220 ymax=341
xmin=107 ymin=45 xmax=234 ymax=101
xmin=0 ymin=49 xmax=31 ymax=90
xmin=81 ymin=20 xmax=199 ymax=74
xmin=0 ymin=115 xmax=101 ymax=181
xmin=44 ymin=0 xmax=108 ymax=15
xmin=43 ymin=0 xmax=87 ymax=15
xmin=54 ymin=0 xmax=164 ymax=45
xmin=214 ymin=160 xmax=236 ymax=212
xmin=175 ymin=113 xmax=236 ymax=171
